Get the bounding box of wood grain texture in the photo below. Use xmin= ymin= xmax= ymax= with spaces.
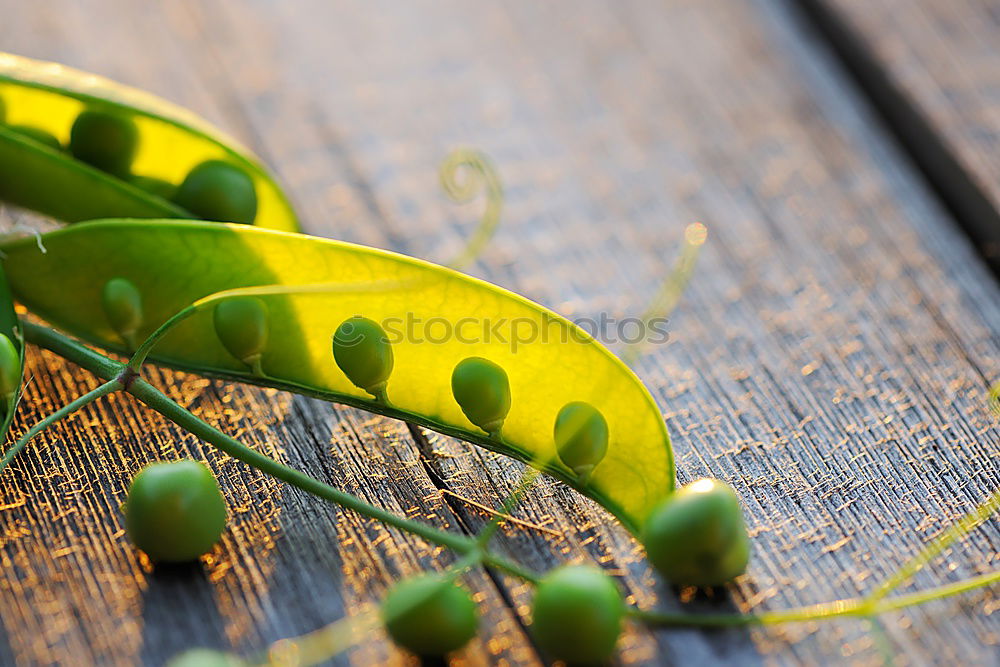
xmin=0 ymin=0 xmax=998 ymax=665
xmin=807 ymin=0 xmax=1000 ymax=268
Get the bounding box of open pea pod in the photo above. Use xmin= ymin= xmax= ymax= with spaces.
xmin=0 ymin=264 xmax=23 ymax=442
xmin=0 ymin=220 xmax=672 ymax=532
xmin=0 ymin=52 xmax=298 ymax=231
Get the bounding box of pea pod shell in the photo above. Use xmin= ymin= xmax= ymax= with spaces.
xmin=0 ymin=52 xmax=298 ymax=231
xmin=0 ymin=265 xmax=22 ymax=440
xmin=0 ymin=220 xmax=673 ymax=532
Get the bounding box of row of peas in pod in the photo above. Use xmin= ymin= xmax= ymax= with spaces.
xmin=0 ymin=97 xmax=257 ymax=223
xmin=99 ymin=279 xmax=612 ymax=483
xmin=0 ymin=52 xmax=299 ymax=230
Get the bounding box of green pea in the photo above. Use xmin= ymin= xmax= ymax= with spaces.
xmin=124 ymin=460 xmax=227 ymax=563
xmin=641 ymin=478 xmax=750 ymax=587
xmin=451 ymin=357 xmax=511 ymax=437
xmin=531 ymin=565 xmax=623 ymax=664
xmin=164 ymin=649 xmax=244 ymax=667
xmin=101 ymin=277 xmax=143 ymax=350
xmin=213 ymin=297 xmax=269 ymax=376
xmin=69 ymin=109 xmax=138 ymax=178
xmin=7 ymin=125 xmax=61 ymax=151
xmin=130 ymin=174 xmax=177 ymax=201
xmin=554 ymin=401 xmax=608 ymax=483
xmin=0 ymin=332 xmax=20 ymax=404
xmin=173 ymin=160 xmax=258 ymax=224
xmin=381 ymin=574 xmax=478 ymax=656
xmin=332 ymin=316 xmax=393 ymax=402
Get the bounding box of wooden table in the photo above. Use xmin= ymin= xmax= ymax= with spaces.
xmin=1 ymin=1 xmax=998 ymax=664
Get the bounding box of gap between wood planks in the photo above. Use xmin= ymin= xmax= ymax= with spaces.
xmin=790 ymin=0 xmax=1000 ymax=278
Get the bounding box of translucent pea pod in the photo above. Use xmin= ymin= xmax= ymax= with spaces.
xmin=0 ymin=220 xmax=673 ymax=533
xmin=213 ymin=297 xmax=269 ymax=376
xmin=0 ymin=52 xmax=298 ymax=231
xmin=554 ymin=401 xmax=609 ymax=484
xmin=101 ymin=277 xmax=143 ymax=350
xmin=451 ymin=357 xmax=511 ymax=438
xmin=332 ymin=316 xmax=393 ymax=402
xmin=0 ymin=265 xmax=22 ymax=440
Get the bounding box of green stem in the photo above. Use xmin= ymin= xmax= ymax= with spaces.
xmin=631 ymin=570 xmax=999 ymax=627
xmin=127 ymin=304 xmax=197 ymax=371
xmin=23 ymin=321 xmax=539 ymax=584
xmin=0 ymin=378 xmax=120 ymax=471
xmin=867 ymin=487 xmax=1000 ymax=604
xmin=441 ymin=148 xmax=503 ymax=270
xmin=621 ymin=222 xmax=707 ymax=367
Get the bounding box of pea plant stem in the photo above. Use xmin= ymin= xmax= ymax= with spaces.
xmin=866 ymin=486 xmax=1000 ymax=604
xmin=0 ymin=378 xmax=120 ymax=470
xmin=631 ymin=569 xmax=1000 ymax=628
xmin=22 ymin=321 xmax=540 ymax=584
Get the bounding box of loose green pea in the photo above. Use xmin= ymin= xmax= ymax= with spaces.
xmin=554 ymin=401 xmax=608 ymax=483
xmin=642 ymin=478 xmax=751 ymax=587
xmin=531 ymin=565 xmax=623 ymax=664
xmin=130 ymin=174 xmax=177 ymax=200
xmin=0 ymin=333 xmax=20 ymax=404
xmin=69 ymin=109 xmax=138 ymax=178
xmin=332 ymin=316 xmax=393 ymax=402
xmin=173 ymin=160 xmax=258 ymax=224
xmin=451 ymin=357 xmax=511 ymax=437
xmin=164 ymin=649 xmax=244 ymax=667
xmin=101 ymin=277 xmax=143 ymax=350
xmin=124 ymin=460 xmax=227 ymax=563
xmin=381 ymin=574 xmax=478 ymax=656
xmin=213 ymin=297 xmax=269 ymax=375
xmin=7 ymin=125 xmax=61 ymax=151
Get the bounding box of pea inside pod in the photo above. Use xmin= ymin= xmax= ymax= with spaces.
xmin=554 ymin=401 xmax=609 ymax=483
xmin=213 ymin=297 xmax=269 ymax=376
xmin=101 ymin=277 xmax=143 ymax=350
xmin=7 ymin=124 xmax=60 ymax=150
xmin=0 ymin=220 xmax=674 ymax=534
xmin=451 ymin=357 xmax=511 ymax=437
xmin=69 ymin=109 xmax=138 ymax=178
xmin=332 ymin=316 xmax=394 ymax=402
xmin=0 ymin=51 xmax=298 ymax=231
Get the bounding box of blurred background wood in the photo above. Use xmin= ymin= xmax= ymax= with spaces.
xmin=0 ymin=0 xmax=997 ymax=665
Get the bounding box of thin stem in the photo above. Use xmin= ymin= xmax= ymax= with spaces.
xmin=127 ymin=304 xmax=197 ymax=371
xmin=441 ymin=149 xmax=503 ymax=270
xmin=631 ymin=570 xmax=999 ymax=627
xmin=621 ymin=222 xmax=707 ymax=367
xmin=867 ymin=487 xmax=1000 ymax=604
xmin=22 ymin=321 xmax=540 ymax=585
xmin=0 ymin=378 xmax=120 ymax=471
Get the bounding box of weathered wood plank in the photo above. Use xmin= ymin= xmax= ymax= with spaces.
xmin=0 ymin=0 xmax=998 ymax=665
xmin=802 ymin=0 xmax=1000 ymax=271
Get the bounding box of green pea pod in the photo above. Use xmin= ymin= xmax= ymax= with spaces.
xmin=0 ymin=264 xmax=23 ymax=443
xmin=0 ymin=52 xmax=298 ymax=231
xmin=0 ymin=220 xmax=672 ymax=532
